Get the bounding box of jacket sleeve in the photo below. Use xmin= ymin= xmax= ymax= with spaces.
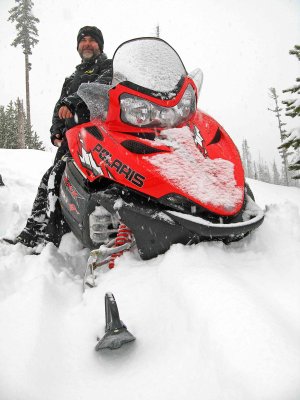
xmin=59 ymin=92 xmax=84 ymax=113
xmin=59 ymin=59 xmax=113 ymax=115
xmin=50 ymin=76 xmax=73 ymax=144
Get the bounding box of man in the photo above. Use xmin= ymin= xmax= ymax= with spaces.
xmin=51 ymin=26 xmax=111 ymax=146
xmin=5 ymin=26 xmax=112 ymax=250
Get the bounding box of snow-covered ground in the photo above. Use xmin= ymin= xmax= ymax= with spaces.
xmin=0 ymin=149 xmax=299 ymax=400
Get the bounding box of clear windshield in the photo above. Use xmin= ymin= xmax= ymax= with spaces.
xmin=112 ymin=38 xmax=187 ymax=92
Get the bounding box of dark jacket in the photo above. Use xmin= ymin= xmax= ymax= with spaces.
xmin=50 ymin=53 xmax=112 ymax=144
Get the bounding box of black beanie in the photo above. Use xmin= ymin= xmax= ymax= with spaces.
xmin=77 ymin=26 xmax=104 ymax=51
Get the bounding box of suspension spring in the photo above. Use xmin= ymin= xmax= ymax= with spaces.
xmin=108 ymin=224 xmax=133 ymax=269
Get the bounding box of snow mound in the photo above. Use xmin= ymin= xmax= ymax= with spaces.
xmin=0 ymin=150 xmax=300 ymax=400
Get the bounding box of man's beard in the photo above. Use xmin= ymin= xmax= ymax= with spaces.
xmin=79 ymin=48 xmax=100 ymax=61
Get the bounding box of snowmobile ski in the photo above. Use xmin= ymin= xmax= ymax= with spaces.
xmin=95 ymin=292 xmax=136 ymax=350
xmin=83 ymin=239 xmax=135 ymax=291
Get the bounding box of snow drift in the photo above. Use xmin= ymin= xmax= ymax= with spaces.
xmin=0 ymin=149 xmax=299 ymax=400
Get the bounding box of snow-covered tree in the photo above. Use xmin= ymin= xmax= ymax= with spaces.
xmin=16 ymin=98 xmax=26 ymax=148
xmin=272 ymin=161 xmax=281 ymax=185
xmin=0 ymin=106 xmax=6 ymax=148
xmin=280 ymin=130 xmax=300 ymax=179
xmin=0 ymin=100 xmax=44 ymax=150
xmin=280 ymin=45 xmax=300 ymax=179
xmin=241 ymin=139 xmax=254 ymax=178
xmin=268 ymin=87 xmax=290 ymax=185
xmin=26 ymin=127 xmax=45 ymax=150
xmin=156 ymin=24 xmax=160 ymax=38
xmin=283 ymin=45 xmax=300 ymax=118
xmin=253 ymin=161 xmax=258 ymax=180
xmin=8 ymin=0 xmax=39 ymax=133
xmin=4 ymin=101 xmax=18 ymax=149
xmin=257 ymin=156 xmax=271 ymax=183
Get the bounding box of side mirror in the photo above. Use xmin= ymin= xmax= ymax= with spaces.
xmin=188 ymin=68 xmax=203 ymax=94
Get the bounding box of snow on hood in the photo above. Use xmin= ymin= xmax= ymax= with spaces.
xmin=147 ymin=126 xmax=243 ymax=211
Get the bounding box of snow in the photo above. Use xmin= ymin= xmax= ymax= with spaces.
xmin=0 ymin=149 xmax=300 ymax=400
xmin=282 ymin=127 xmax=300 ymax=146
xmin=113 ymin=38 xmax=186 ymax=92
xmin=169 ymin=193 xmax=264 ymax=226
xmin=148 ymin=127 xmax=243 ymax=211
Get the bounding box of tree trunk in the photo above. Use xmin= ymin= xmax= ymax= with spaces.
xmin=17 ymin=98 xmax=26 ymax=149
xmin=25 ymin=53 xmax=31 ymax=133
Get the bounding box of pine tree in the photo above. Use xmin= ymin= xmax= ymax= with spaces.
xmin=26 ymin=126 xmax=45 ymax=150
xmin=0 ymin=106 xmax=6 ymax=148
xmin=8 ymin=0 xmax=39 ymax=134
xmin=156 ymin=24 xmax=160 ymax=38
xmin=16 ymin=98 xmax=26 ymax=148
xmin=253 ymin=161 xmax=258 ymax=180
xmin=281 ymin=133 xmax=300 ymax=179
xmin=272 ymin=161 xmax=281 ymax=185
xmin=268 ymin=87 xmax=290 ymax=185
xmin=4 ymin=101 xmax=18 ymax=149
xmin=282 ymin=45 xmax=300 ymax=118
xmin=241 ymin=139 xmax=254 ymax=178
xmin=257 ymin=156 xmax=271 ymax=183
xmin=280 ymin=45 xmax=300 ymax=179
xmin=0 ymin=99 xmax=44 ymax=150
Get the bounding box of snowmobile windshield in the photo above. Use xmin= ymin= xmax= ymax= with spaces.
xmin=112 ymin=38 xmax=187 ymax=93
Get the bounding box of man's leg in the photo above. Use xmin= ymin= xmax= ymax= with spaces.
xmin=44 ymin=156 xmax=70 ymax=247
xmin=16 ymin=166 xmax=53 ymax=247
xmin=11 ymin=143 xmax=69 ymax=248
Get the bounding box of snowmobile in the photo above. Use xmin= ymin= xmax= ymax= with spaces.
xmin=60 ymin=36 xmax=264 ymax=268
xmin=59 ymin=38 xmax=264 ymax=346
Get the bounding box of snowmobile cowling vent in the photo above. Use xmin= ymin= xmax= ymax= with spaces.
xmin=208 ymin=127 xmax=222 ymax=145
xmin=121 ymin=140 xmax=164 ymax=154
xmin=85 ymin=126 xmax=104 ymax=141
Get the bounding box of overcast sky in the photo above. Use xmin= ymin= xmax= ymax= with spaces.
xmin=0 ymin=0 xmax=299 ymax=165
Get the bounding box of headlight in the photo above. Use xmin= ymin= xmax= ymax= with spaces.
xmin=159 ymin=193 xmax=204 ymax=214
xmin=120 ymin=85 xmax=196 ymax=128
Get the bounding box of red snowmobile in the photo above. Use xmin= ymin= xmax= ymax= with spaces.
xmin=60 ymin=37 xmax=264 ymax=277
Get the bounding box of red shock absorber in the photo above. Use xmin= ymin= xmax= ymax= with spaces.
xmin=108 ymin=224 xmax=132 ymax=269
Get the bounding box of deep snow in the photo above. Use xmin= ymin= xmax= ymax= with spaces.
xmin=0 ymin=149 xmax=300 ymax=400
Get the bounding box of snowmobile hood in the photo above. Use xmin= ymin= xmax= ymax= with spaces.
xmin=66 ymin=107 xmax=244 ymax=217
